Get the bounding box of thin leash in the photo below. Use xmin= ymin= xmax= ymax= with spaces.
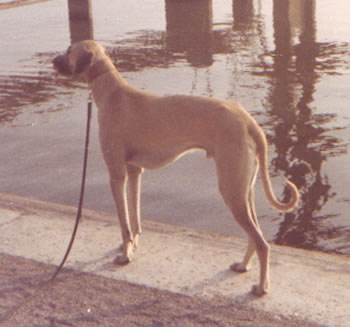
xmin=0 ymin=93 xmax=93 ymax=325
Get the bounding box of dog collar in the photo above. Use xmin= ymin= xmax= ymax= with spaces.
xmin=88 ymin=60 xmax=114 ymax=84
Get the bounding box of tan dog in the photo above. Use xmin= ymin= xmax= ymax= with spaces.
xmin=53 ymin=40 xmax=299 ymax=296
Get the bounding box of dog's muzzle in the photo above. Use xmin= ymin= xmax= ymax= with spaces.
xmin=53 ymin=55 xmax=72 ymax=76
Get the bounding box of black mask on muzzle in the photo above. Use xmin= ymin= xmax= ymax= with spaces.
xmin=53 ymin=55 xmax=72 ymax=77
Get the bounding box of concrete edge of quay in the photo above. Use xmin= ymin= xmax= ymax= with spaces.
xmin=0 ymin=192 xmax=349 ymax=327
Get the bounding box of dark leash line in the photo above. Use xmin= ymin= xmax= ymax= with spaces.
xmin=0 ymin=94 xmax=93 ymax=325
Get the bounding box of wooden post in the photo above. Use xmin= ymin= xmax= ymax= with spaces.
xmin=165 ymin=0 xmax=213 ymax=67
xmin=67 ymin=0 xmax=94 ymax=43
xmin=233 ymin=0 xmax=254 ymax=27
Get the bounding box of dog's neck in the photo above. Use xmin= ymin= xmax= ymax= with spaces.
xmin=88 ymin=59 xmax=115 ymax=84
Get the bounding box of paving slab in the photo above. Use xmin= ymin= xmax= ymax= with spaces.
xmin=0 ymin=193 xmax=349 ymax=327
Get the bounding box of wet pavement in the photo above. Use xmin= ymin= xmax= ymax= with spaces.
xmin=0 ymin=0 xmax=350 ymax=256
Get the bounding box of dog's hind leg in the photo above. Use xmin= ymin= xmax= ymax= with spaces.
xmin=233 ymin=204 xmax=270 ymax=296
xmin=215 ymin=144 xmax=270 ymax=296
xmin=231 ymin=162 xmax=261 ymax=273
xmin=127 ymin=164 xmax=143 ymax=250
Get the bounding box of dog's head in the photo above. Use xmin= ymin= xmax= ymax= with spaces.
xmin=53 ymin=40 xmax=107 ymax=81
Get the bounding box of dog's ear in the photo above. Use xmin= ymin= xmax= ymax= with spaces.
xmin=75 ymin=51 xmax=93 ymax=74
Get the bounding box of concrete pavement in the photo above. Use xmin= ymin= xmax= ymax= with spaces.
xmin=0 ymin=192 xmax=349 ymax=327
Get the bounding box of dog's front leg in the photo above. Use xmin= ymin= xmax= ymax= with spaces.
xmin=109 ymin=173 xmax=134 ymax=265
xmin=127 ymin=165 xmax=143 ymax=251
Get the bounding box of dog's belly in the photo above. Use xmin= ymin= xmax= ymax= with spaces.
xmin=127 ymin=146 xmax=206 ymax=170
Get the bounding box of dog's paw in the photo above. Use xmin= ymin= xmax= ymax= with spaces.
xmin=113 ymin=254 xmax=131 ymax=265
xmin=251 ymin=284 xmax=268 ymax=297
xmin=230 ymin=262 xmax=250 ymax=273
xmin=114 ymin=241 xmax=134 ymax=265
xmin=132 ymin=234 xmax=140 ymax=250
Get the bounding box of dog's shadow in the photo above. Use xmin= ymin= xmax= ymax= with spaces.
xmin=185 ymin=268 xmax=260 ymax=303
xmin=74 ymin=247 xmax=123 ymax=273
xmin=185 ymin=268 xmax=234 ymax=293
xmin=77 ymin=253 xmax=261 ymax=302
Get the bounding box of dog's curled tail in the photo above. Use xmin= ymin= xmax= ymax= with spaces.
xmin=252 ymin=124 xmax=299 ymax=212
xmin=261 ymin=175 xmax=299 ymax=212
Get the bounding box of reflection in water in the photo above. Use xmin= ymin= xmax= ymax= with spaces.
xmin=0 ymin=0 xmax=93 ymax=123
xmin=110 ymin=0 xmax=214 ymax=71
xmin=264 ymin=0 xmax=348 ymax=253
xmin=0 ymin=0 xmax=93 ymax=124
xmin=0 ymin=74 xmax=52 ymax=123
xmin=0 ymin=70 xmax=84 ymax=124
